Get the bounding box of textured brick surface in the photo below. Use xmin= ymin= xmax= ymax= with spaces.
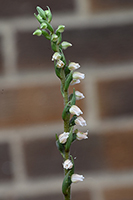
xmin=23 ymin=133 xmax=107 ymax=178
xmin=90 ymin=0 xmax=133 ymax=12
xmin=103 ymin=129 xmax=133 ymax=171
xmin=3 ymin=190 xmax=90 ymax=200
xmin=63 ymin=24 xmax=133 ymax=65
xmin=0 ymin=0 xmax=75 ymax=18
xmin=17 ymin=24 xmax=133 ymax=71
xmin=104 ymin=187 xmax=133 ymax=200
xmin=0 ymin=143 xmax=13 ymax=181
xmin=16 ymin=31 xmax=53 ymax=71
xmin=0 ymin=84 xmax=63 ymax=127
xmin=23 ymin=128 xmax=133 ymax=178
xmin=71 ymin=133 xmax=106 ymax=172
xmin=97 ymin=78 xmax=133 ymax=119
xmin=0 ymin=36 xmax=3 ymax=74
xmin=23 ymin=137 xmax=63 ymax=178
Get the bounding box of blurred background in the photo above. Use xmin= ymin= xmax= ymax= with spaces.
xmin=0 ymin=0 xmax=133 ymax=199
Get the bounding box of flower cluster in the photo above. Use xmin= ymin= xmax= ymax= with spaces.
xmin=33 ymin=6 xmax=88 ymax=200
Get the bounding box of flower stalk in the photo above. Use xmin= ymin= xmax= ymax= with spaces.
xmin=33 ymin=6 xmax=88 ymax=200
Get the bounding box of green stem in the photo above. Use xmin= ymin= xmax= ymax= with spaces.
xmin=61 ymin=68 xmax=71 ymax=200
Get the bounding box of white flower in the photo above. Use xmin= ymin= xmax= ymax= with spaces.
xmin=68 ymin=62 xmax=80 ymax=71
xmin=73 ymin=72 xmax=85 ymax=80
xmin=75 ymin=91 xmax=85 ymax=100
xmin=77 ymin=130 xmax=88 ymax=140
xmin=63 ymin=159 xmax=73 ymax=169
xmin=71 ymin=174 xmax=84 ymax=183
xmin=61 ymin=41 xmax=72 ymax=50
xmin=70 ymin=79 xmax=80 ymax=85
xmin=52 ymin=52 xmax=61 ymax=61
xmin=59 ymin=132 xmax=69 ymax=144
xmin=56 ymin=60 xmax=65 ymax=68
xmin=75 ymin=116 xmax=87 ymax=126
xmin=69 ymin=105 xmax=83 ymax=116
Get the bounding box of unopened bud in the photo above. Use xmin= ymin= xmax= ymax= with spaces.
xmin=61 ymin=41 xmax=72 ymax=50
xmin=51 ymin=34 xmax=58 ymax=42
xmin=40 ymin=22 xmax=47 ymax=29
xmin=56 ymin=25 xmax=65 ymax=33
xmin=33 ymin=29 xmax=42 ymax=36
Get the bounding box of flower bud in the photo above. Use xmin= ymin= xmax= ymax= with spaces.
xmin=71 ymin=174 xmax=84 ymax=183
xmin=75 ymin=116 xmax=87 ymax=126
xmin=45 ymin=6 xmax=52 ymax=23
xmin=33 ymin=29 xmax=42 ymax=36
xmin=52 ymin=52 xmax=61 ymax=61
xmin=68 ymin=62 xmax=80 ymax=71
xmin=59 ymin=132 xmax=69 ymax=144
xmin=56 ymin=25 xmax=65 ymax=33
xmin=36 ymin=6 xmax=46 ymax=20
xmin=77 ymin=131 xmax=88 ymax=140
xmin=40 ymin=22 xmax=47 ymax=29
xmin=56 ymin=60 xmax=65 ymax=68
xmin=69 ymin=105 xmax=83 ymax=116
xmin=51 ymin=34 xmax=58 ymax=42
xmin=73 ymin=72 xmax=85 ymax=80
xmin=42 ymin=30 xmax=50 ymax=40
xmin=70 ymin=79 xmax=80 ymax=85
xmin=63 ymin=159 xmax=73 ymax=169
xmin=75 ymin=91 xmax=85 ymax=100
xmin=61 ymin=41 xmax=72 ymax=50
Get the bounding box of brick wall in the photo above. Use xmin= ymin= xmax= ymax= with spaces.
xmin=0 ymin=0 xmax=133 ymax=199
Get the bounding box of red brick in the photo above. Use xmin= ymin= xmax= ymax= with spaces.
xmin=97 ymin=78 xmax=133 ymax=119
xmin=0 ymin=82 xmax=84 ymax=128
xmin=63 ymin=24 xmax=133 ymax=65
xmin=104 ymin=187 xmax=133 ymax=200
xmin=0 ymin=0 xmax=75 ymax=18
xmin=0 ymin=143 xmax=13 ymax=181
xmin=90 ymin=0 xmax=133 ymax=12
xmin=0 ymin=84 xmax=63 ymax=127
xmin=103 ymin=129 xmax=133 ymax=171
xmin=16 ymin=31 xmax=53 ymax=71
xmin=0 ymin=36 xmax=4 ymax=74
xmin=5 ymin=190 xmax=90 ymax=200
xmin=23 ymin=137 xmax=63 ymax=178
xmin=17 ymin=24 xmax=133 ymax=71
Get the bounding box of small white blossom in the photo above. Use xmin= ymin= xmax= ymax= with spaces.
xmin=59 ymin=132 xmax=69 ymax=144
xmin=70 ymin=79 xmax=80 ymax=85
xmin=56 ymin=60 xmax=65 ymax=68
xmin=69 ymin=105 xmax=83 ymax=116
xmin=68 ymin=62 xmax=80 ymax=71
xmin=63 ymin=159 xmax=73 ymax=169
xmin=73 ymin=72 xmax=85 ymax=80
xmin=52 ymin=52 xmax=61 ymax=61
xmin=61 ymin=41 xmax=72 ymax=50
xmin=71 ymin=174 xmax=84 ymax=183
xmin=75 ymin=91 xmax=85 ymax=100
xmin=75 ymin=116 xmax=87 ymax=127
xmin=77 ymin=131 xmax=88 ymax=140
